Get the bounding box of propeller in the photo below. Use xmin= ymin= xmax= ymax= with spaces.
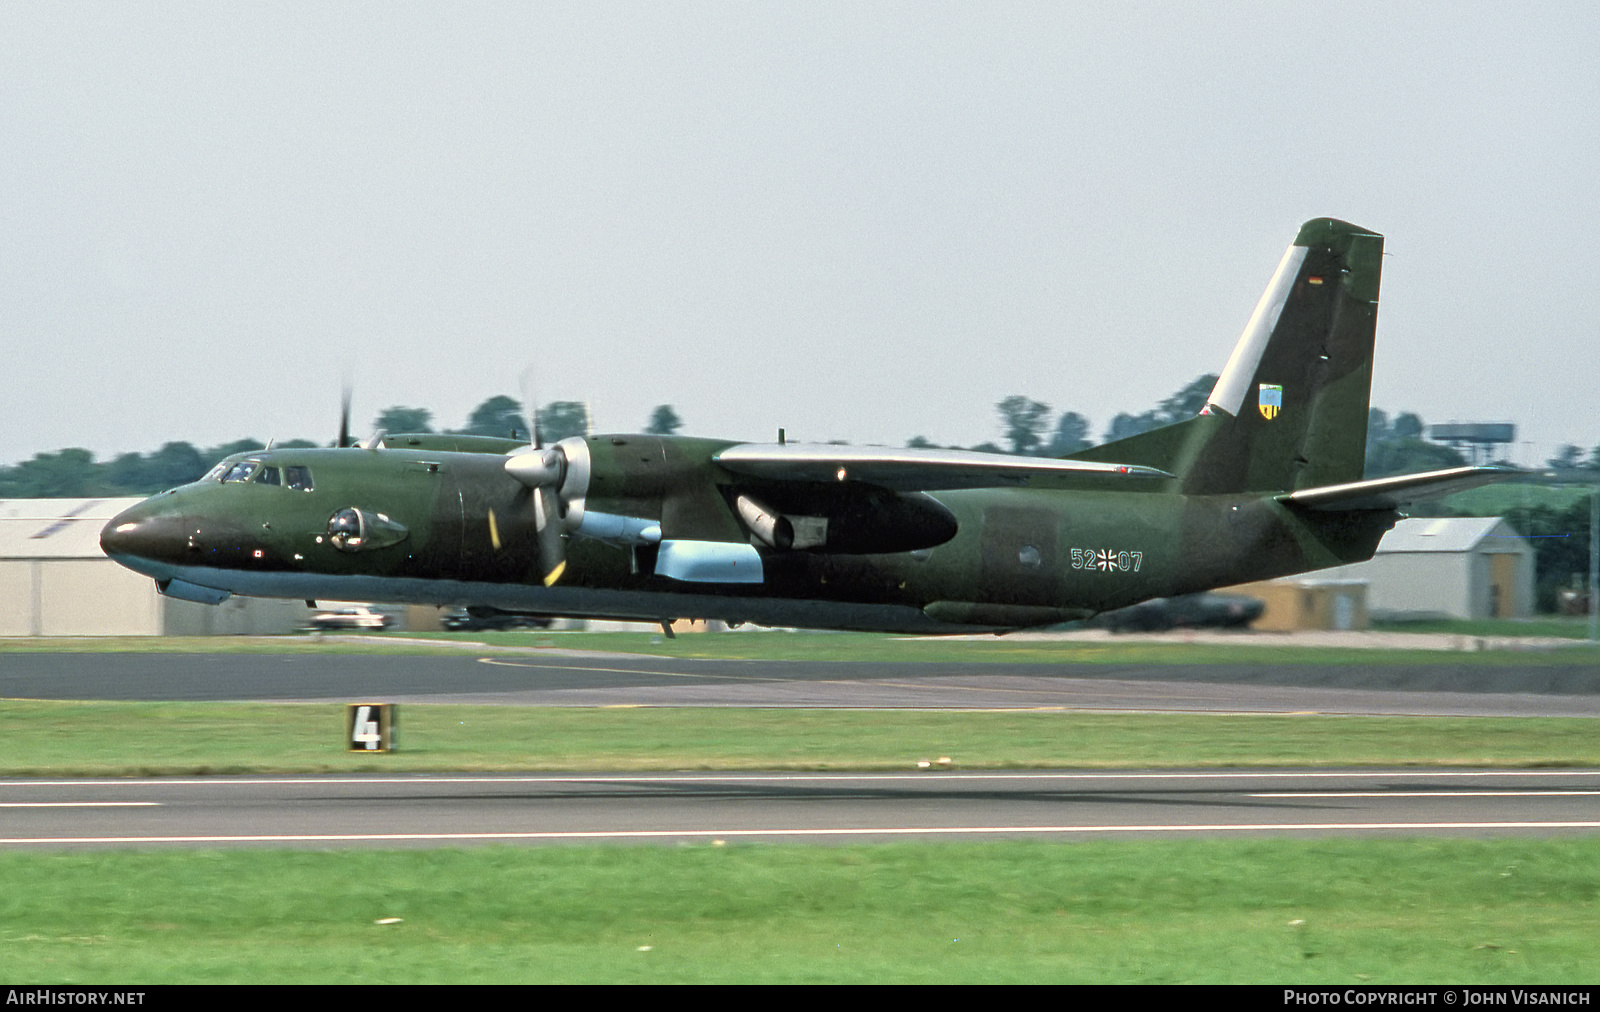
xmin=337 ymin=382 xmax=353 ymax=448
xmin=511 ymin=367 xmax=568 ymax=586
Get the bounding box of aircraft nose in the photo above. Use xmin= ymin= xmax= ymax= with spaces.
xmin=100 ymin=502 xmax=189 ymax=565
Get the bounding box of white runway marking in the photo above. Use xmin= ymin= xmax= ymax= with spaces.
xmin=0 ymin=802 xmax=160 ymax=808
xmin=1253 ymin=790 xmax=1600 ymax=798
xmin=6 ymin=821 xmax=1600 ymax=846
xmin=477 ymin=658 xmax=724 ymax=678
xmin=470 ymin=656 xmax=1263 ymax=709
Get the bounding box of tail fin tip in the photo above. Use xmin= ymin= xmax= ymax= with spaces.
xmin=1294 ymin=217 xmax=1382 ymax=246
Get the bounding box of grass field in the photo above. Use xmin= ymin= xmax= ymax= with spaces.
xmin=1445 ymin=483 xmax=1592 ymax=517
xmin=2 ymin=701 xmax=1598 ymax=776
xmin=2 ymin=839 xmax=1596 ymax=983
xmin=1368 ymin=616 xmax=1595 ymax=639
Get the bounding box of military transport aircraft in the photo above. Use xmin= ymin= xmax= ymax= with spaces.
xmin=101 ymin=218 xmax=1520 ymax=634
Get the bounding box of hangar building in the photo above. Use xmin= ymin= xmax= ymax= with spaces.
xmin=0 ymin=498 xmax=312 ymax=636
xmin=1319 ymin=516 xmax=1534 ymax=620
xmin=1222 ymin=516 xmax=1534 ymax=629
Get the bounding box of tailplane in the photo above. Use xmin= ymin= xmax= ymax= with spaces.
xmin=1282 ymin=465 xmax=1524 ymax=512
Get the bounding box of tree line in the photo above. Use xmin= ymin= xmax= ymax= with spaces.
xmin=0 ymin=399 xmax=684 ymax=499
xmin=3 ymin=380 xmax=1592 ymax=500
xmin=931 ymin=375 xmax=1542 ymax=483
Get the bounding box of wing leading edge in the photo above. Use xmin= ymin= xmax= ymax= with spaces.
xmin=714 ymin=443 xmax=1172 ymax=491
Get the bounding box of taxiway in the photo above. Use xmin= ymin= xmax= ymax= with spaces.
xmin=3 ymin=650 xmax=1598 ymax=716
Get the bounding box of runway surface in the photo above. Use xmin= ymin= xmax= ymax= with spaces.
xmin=4 ymin=650 xmax=1600 ymax=715
xmin=5 ymin=769 xmax=1600 ymax=849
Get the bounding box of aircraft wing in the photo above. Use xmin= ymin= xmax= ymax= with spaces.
xmin=713 ymin=443 xmax=1172 ymax=491
xmin=1280 ymin=465 xmax=1525 ymax=512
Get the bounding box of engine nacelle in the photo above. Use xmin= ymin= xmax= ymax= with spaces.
xmin=734 ymin=495 xmax=828 ymax=550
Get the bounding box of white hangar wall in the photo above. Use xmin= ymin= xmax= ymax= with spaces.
xmin=0 ymin=498 xmax=313 ymax=636
xmin=1319 ymin=517 xmax=1535 ymax=620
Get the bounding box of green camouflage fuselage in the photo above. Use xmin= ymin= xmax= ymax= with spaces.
xmin=103 ymin=434 xmax=1395 ymax=633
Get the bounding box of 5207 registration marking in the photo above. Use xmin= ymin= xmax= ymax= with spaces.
xmin=1071 ymin=548 xmax=1143 ymax=573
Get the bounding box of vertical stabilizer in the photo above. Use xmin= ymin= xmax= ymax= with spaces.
xmin=1072 ymin=218 xmax=1383 ymax=494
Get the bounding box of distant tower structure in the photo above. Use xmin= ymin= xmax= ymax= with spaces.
xmin=1429 ymin=423 xmax=1516 ymax=464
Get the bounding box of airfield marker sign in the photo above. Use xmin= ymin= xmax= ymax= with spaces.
xmin=347 ymin=703 xmax=396 ymax=752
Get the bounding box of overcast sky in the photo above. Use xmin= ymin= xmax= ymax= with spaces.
xmin=2 ymin=2 xmax=1595 ymax=468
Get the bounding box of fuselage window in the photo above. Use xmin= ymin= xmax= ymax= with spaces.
xmin=203 ymin=462 xmax=230 ymax=482
xmin=257 ymin=466 xmax=281 ymax=486
xmin=222 ymin=461 xmax=261 ymax=483
xmin=285 ymin=466 xmax=314 ymax=491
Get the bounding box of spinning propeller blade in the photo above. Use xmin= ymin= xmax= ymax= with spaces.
xmin=514 ymin=365 xmax=567 ymax=585
xmin=337 ymin=383 xmax=352 ymax=448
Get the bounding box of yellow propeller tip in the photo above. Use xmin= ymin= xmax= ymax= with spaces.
xmin=543 ymin=561 xmax=567 ymax=587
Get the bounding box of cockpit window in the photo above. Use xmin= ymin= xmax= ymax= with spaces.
xmin=215 ymin=459 xmax=309 ymax=489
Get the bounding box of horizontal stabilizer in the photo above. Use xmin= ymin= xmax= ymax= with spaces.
xmin=714 ymin=443 xmax=1171 ymax=491
xmin=1280 ymin=465 xmax=1525 ymax=512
